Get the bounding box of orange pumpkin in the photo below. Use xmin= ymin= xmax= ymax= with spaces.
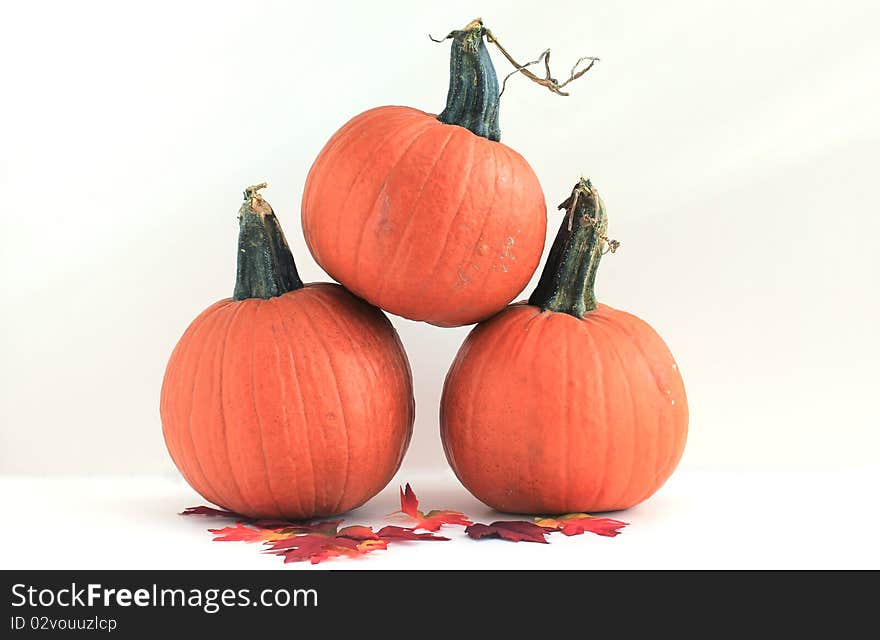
xmin=301 ymin=21 xmax=546 ymax=327
xmin=440 ymin=179 xmax=688 ymax=513
xmin=160 ymin=186 xmax=414 ymax=519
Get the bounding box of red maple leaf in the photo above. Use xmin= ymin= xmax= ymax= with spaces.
xmin=268 ymin=535 xmax=352 ymax=563
xmin=181 ymin=505 xmax=319 ymax=531
xmin=267 ymin=534 xmax=387 ymax=564
xmin=535 ymin=514 xmax=628 ymax=537
xmin=466 ymin=521 xmax=550 ymax=543
xmin=376 ymin=525 xmax=450 ymax=541
xmin=265 ymin=523 xmax=449 ymax=564
xmin=395 ymin=484 xmax=472 ymax=531
xmin=180 ymin=506 xmax=243 ymax=518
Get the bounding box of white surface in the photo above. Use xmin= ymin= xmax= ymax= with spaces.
xmin=1 ymin=1 xmax=879 ymax=477
xmin=2 ymin=469 xmax=878 ymax=570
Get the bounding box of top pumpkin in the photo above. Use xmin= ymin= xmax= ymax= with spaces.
xmin=301 ymin=20 xmax=547 ymax=327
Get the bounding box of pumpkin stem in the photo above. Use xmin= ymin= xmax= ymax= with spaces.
xmin=437 ymin=19 xmax=502 ymax=142
xmin=528 ymin=178 xmax=619 ymax=317
xmin=233 ymin=183 xmax=304 ymax=301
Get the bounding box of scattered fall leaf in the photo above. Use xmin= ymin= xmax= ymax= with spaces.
xmin=356 ymin=539 xmax=389 ymax=554
xmin=535 ymin=514 xmax=628 ymax=537
xmin=376 ymin=525 xmax=450 ymax=541
xmin=190 ymin=510 xmax=453 ymax=564
xmin=337 ymin=525 xmax=380 ymax=541
xmin=293 ymin=520 xmax=344 ymax=536
xmin=395 ymin=484 xmax=472 ymax=531
xmin=264 ymin=524 xmax=392 ymax=565
xmin=267 ymin=535 xmax=367 ymax=564
xmin=180 ymin=505 xmax=321 ymax=531
xmin=180 ymin=506 xmax=242 ymax=518
xmin=209 ymin=522 xmax=293 ymax=544
xmin=465 ymin=521 xmax=550 ymax=543
xmin=181 ymin=484 xmax=628 ymax=563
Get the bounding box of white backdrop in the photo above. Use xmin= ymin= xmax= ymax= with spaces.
xmin=2 ymin=0 xmax=878 ymax=477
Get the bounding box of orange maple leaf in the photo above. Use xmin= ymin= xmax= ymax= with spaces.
xmin=356 ymin=539 xmax=388 ymax=553
xmin=209 ymin=522 xmax=295 ymax=544
xmin=337 ymin=525 xmax=380 ymax=541
xmin=535 ymin=513 xmax=628 ymax=537
xmin=394 ymin=484 xmax=472 ymax=531
xmin=309 ymin=538 xmax=388 ymax=564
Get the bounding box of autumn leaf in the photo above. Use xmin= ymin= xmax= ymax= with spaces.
xmin=180 ymin=505 xmax=242 ymax=518
xmin=337 ymin=525 xmax=380 ymax=541
xmin=296 ymin=520 xmax=345 ymax=536
xmin=311 ymin=538 xmax=387 ymax=564
xmin=181 ymin=505 xmax=323 ymax=531
xmin=266 ymin=534 xmax=387 ymax=565
xmin=209 ymin=522 xmax=293 ymax=544
xmin=214 ymin=509 xmax=454 ymax=564
xmin=395 ymin=484 xmax=472 ymax=531
xmin=466 ymin=521 xmax=550 ymax=543
xmin=183 ymin=483 xmax=627 ymax=564
xmin=376 ymin=525 xmax=450 ymax=541
xmin=260 ymin=523 xmax=395 ymax=564
xmin=209 ymin=518 xmax=348 ymax=544
xmin=356 ymin=539 xmax=388 ymax=553
xmin=535 ymin=514 xmax=628 ymax=537
xmin=267 ymin=535 xmax=355 ymax=564
xmin=181 ymin=504 xmax=449 ymax=564
xmin=266 ymin=534 xmax=333 ymax=552
xmin=304 ymin=545 xmax=364 ymax=565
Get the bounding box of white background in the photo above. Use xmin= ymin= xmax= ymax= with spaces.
xmin=1 ymin=1 xmax=878 ymax=568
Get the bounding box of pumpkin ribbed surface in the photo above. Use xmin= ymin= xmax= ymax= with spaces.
xmin=440 ymin=303 xmax=688 ymax=513
xmin=301 ymin=106 xmax=546 ymax=327
xmin=161 ymin=283 xmax=414 ymax=519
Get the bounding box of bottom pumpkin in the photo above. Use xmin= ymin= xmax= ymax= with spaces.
xmin=440 ymin=179 xmax=687 ymax=514
xmin=160 ymin=186 xmax=414 ymax=519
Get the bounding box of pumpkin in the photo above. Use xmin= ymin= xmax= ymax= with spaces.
xmin=440 ymin=179 xmax=688 ymax=513
xmin=301 ymin=20 xmax=546 ymax=327
xmin=160 ymin=185 xmax=414 ymax=519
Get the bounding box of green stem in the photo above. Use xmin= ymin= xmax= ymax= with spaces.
xmin=233 ymin=184 xmax=303 ymax=301
xmin=528 ymin=179 xmax=609 ymax=317
xmin=437 ymin=19 xmax=501 ymax=142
